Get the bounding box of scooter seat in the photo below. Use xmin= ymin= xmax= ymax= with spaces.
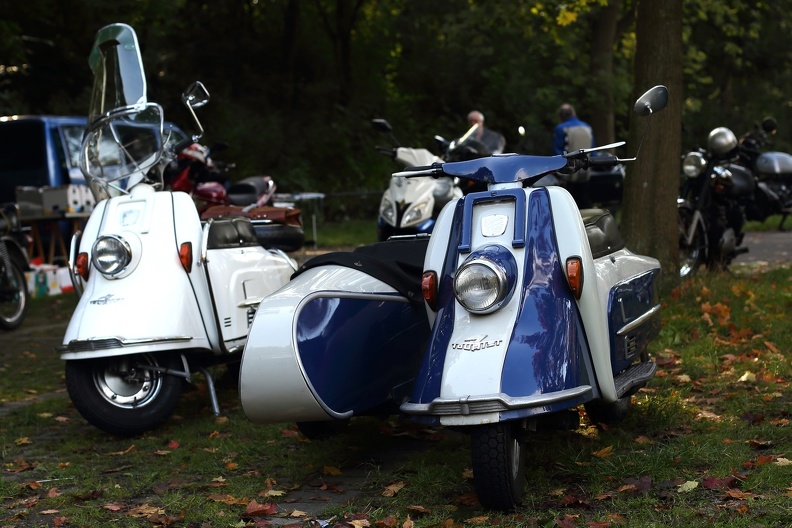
xmin=205 ymin=217 xmax=260 ymax=249
xmin=294 ymin=236 xmax=430 ymax=302
xmin=579 ymin=208 xmax=625 ymax=259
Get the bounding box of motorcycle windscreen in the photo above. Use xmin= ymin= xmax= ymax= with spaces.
xmin=87 ymin=23 xmax=147 ymax=124
xmin=80 ymin=106 xmax=164 ymax=199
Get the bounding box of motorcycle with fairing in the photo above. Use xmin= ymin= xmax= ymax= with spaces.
xmin=59 ymin=23 xmax=297 ymax=437
xmin=239 ymin=85 xmax=668 ymax=510
xmin=373 ymin=118 xmax=461 ymax=241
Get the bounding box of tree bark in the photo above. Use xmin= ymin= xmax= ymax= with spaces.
xmin=588 ymin=0 xmax=622 ymax=146
xmin=621 ymin=0 xmax=683 ymax=290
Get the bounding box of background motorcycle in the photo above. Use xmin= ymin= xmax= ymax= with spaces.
xmin=240 ymin=85 xmax=668 ymax=511
xmin=0 ymin=203 xmax=30 ymax=330
xmin=373 ymin=118 xmax=461 ymax=241
xmin=678 ymin=127 xmax=754 ymax=278
xmin=164 ymin=141 xmax=305 ymax=252
xmin=59 ymin=23 xmax=297 ymax=437
xmin=734 ymin=117 xmax=792 ymax=230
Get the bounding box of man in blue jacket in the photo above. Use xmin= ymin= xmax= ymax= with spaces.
xmin=553 ymin=103 xmax=594 ymax=208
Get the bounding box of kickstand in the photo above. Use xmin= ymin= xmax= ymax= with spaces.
xmin=198 ymin=367 xmax=221 ymax=416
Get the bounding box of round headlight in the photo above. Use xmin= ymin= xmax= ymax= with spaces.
xmin=454 ymin=257 xmax=508 ymax=313
xmin=92 ymin=235 xmax=132 ymax=277
xmin=682 ymin=151 xmax=707 ymax=178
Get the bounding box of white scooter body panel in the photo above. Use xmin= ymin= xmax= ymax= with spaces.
xmin=414 ymin=185 xmax=660 ymax=426
xmin=205 ymin=243 xmax=296 ymax=348
xmin=240 ymin=266 xmax=405 ymax=423
xmin=62 ymin=187 xmax=216 ymax=359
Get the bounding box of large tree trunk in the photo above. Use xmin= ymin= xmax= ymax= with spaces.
xmin=622 ymin=0 xmax=683 ymax=290
xmin=588 ymin=0 xmax=622 ymax=146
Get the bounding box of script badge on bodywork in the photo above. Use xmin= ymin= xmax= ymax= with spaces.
xmin=451 ymin=335 xmax=503 ymax=351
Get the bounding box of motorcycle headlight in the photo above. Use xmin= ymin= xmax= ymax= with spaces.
xmin=682 ymin=151 xmax=707 ymax=178
xmin=379 ymin=196 xmax=396 ymax=226
xmin=92 ymin=235 xmax=132 ymax=277
xmin=454 ymin=245 xmax=517 ymax=314
xmin=401 ymin=199 xmax=431 ymax=227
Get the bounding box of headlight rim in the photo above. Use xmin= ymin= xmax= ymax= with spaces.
xmin=91 ymin=234 xmax=133 ymax=278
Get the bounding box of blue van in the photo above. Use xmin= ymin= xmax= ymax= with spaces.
xmin=0 ymin=115 xmax=188 ymax=205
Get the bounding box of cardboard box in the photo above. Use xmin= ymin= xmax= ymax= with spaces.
xmin=41 ymin=184 xmax=90 ymax=214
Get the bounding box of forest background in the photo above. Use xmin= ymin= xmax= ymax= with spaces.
xmin=1 ymin=0 xmax=791 ymax=275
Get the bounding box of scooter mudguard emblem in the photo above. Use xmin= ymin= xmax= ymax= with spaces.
xmin=407 ymin=188 xmax=591 ymax=423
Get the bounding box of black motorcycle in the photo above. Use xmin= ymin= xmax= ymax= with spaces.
xmin=734 ymin=117 xmax=792 ymax=230
xmin=678 ymin=127 xmax=755 ymax=278
xmin=0 ymin=203 xmax=31 ymax=330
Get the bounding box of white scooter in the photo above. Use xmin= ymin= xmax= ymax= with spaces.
xmin=58 ymin=23 xmax=296 ymax=437
xmin=240 ymin=85 xmax=669 ymax=509
xmin=373 ymin=118 xmax=462 ymax=241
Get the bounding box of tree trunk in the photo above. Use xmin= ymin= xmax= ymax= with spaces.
xmin=588 ymin=0 xmax=622 ymax=146
xmin=621 ymin=0 xmax=683 ymax=290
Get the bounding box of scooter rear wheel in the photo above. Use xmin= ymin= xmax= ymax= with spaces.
xmin=65 ymin=353 xmax=182 ymax=437
xmin=0 ymin=260 xmax=28 ymax=330
xmin=470 ymin=422 xmax=526 ymax=511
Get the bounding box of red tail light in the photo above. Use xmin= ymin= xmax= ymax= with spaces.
xmin=565 ymin=257 xmax=583 ymax=300
xmin=179 ymin=242 xmax=193 ymax=272
xmin=75 ymin=252 xmax=90 ymax=281
xmin=422 ymin=271 xmax=438 ymax=311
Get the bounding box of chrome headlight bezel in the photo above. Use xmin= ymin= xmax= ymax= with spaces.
xmin=682 ymin=151 xmax=707 ymax=178
xmin=453 ymin=245 xmax=517 ymax=314
xmin=91 ymin=234 xmax=137 ymax=278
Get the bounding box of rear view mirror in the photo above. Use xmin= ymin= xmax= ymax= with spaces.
xmin=182 ymin=82 xmax=210 ymax=109
xmin=633 ymin=85 xmax=669 ymax=117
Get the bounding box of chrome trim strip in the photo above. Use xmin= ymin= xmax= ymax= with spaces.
xmin=57 ymin=335 xmax=192 ymax=353
xmin=617 ymin=304 xmax=660 ymax=336
xmin=400 ymin=385 xmax=592 ymax=416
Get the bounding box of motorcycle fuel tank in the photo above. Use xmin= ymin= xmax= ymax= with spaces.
xmin=755 ymin=151 xmax=792 ymax=177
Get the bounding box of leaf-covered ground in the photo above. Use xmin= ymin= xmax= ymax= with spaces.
xmin=3 ymin=264 xmax=792 ymax=527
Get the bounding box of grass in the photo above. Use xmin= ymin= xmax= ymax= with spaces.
xmin=3 ymin=244 xmax=792 ymax=526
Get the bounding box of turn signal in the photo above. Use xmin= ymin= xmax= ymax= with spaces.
xmin=422 ymin=271 xmax=438 ymax=311
xmin=179 ymin=242 xmax=193 ymax=272
xmin=565 ymin=257 xmax=583 ymax=299
xmin=75 ymin=252 xmax=90 ymax=281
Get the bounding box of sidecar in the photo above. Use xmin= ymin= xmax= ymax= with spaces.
xmin=239 ymin=236 xmax=430 ymax=427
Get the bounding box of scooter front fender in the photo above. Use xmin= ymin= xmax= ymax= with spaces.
xmin=405 ymin=187 xmax=610 ymax=426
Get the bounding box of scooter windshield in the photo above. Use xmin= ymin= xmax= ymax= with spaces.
xmin=80 ymin=105 xmax=164 ymax=200
xmin=86 ymin=23 xmax=147 ymax=126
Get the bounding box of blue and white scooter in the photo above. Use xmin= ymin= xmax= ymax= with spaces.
xmin=240 ymin=85 xmax=668 ymax=509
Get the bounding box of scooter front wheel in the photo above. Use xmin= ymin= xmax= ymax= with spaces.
xmin=470 ymin=422 xmax=526 ymax=511
xmin=65 ymin=353 xmax=182 ymax=437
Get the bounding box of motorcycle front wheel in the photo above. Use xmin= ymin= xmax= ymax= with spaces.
xmin=678 ymin=208 xmax=706 ymax=279
xmin=65 ymin=353 xmax=183 ymax=437
xmin=0 ymin=260 xmax=28 ymax=330
xmin=470 ymin=422 xmax=527 ymax=511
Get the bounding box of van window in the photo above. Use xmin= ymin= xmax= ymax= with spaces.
xmin=0 ymin=120 xmax=49 ymax=202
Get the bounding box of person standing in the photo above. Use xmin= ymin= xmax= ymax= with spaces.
xmin=553 ymin=103 xmax=594 ymax=208
xmin=467 ymin=110 xmax=506 ymax=154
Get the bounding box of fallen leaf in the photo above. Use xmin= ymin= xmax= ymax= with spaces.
xmin=168 ymin=440 xmax=180 ymax=449
xmin=678 ymin=481 xmax=698 ymax=493
xmin=592 ymin=446 xmax=614 ymax=458
xmin=323 ymin=466 xmax=342 ymax=476
xmin=403 ymin=516 xmax=414 ymax=528
xmin=40 ymin=509 xmax=59 ymax=515
xmin=246 ymin=499 xmax=278 ymax=516
xmin=108 ymin=445 xmax=136 ymax=456
xmin=464 ymin=516 xmax=490 ymax=524
xmin=382 ymin=481 xmax=406 ymax=497
xmin=738 ymin=371 xmax=757 ymax=383
xmin=259 ymin=489 xmax=286 ymax=498
xmin=775 ymin=458 xmax=792 ymax=466
xmin=104 ymin=503 xmax=124 ymax=512
xmin=289 ymin=509 xmax=308 ymax=517
xmin=15 ymin=437 xmax=31 ymax=446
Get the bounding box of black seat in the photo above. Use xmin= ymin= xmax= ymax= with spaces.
xmin=579 ymin=208 xmax=625 ymax=258
xmin=205 ymin=217 xmax=260 ymax=249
